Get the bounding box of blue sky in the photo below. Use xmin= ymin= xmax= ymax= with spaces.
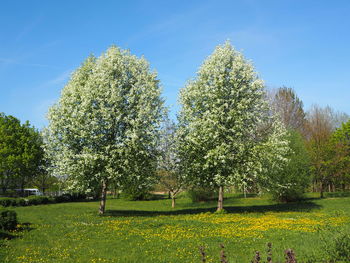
xmin=1 ymin=0 xmax=349 ymax=129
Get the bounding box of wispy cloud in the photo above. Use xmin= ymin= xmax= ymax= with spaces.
xmin=0 ymin=57 xmax=60 ymax=69
xmin=231 ymin=28 xmax=278 ymax=47
xmin=15 ymin=17 xmax=42 ymax=42
xmin=0 ymin=57 xmax=17 ymax=65
xmin=0 ymin=38 xmax=61 ymax=70
xmin=33 ymin=70 xmax=72 ymax=128
xmin=126 ymin=2 xmax=213 ymax=45
xmin=39 ymin=70 xmax=71 ymax=89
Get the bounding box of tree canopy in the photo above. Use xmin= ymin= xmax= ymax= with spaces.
xmin=269 ymin=86 xmax=306 ymax=134
xmin=178 ymin=41 xmax=289 ymax=211
xmin=0 ymin=113 xmax=43 ymax=194
xmin=45 ymin=46 xmax=164 ymax=214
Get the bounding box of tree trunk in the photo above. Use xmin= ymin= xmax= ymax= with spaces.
xmin=99 ymin=180 xmax=108 ymax=215
xmin=171 ymin=196 xmax=176 ymax=208
xmin=217 ymin=186 xmax=224 ymax=212
xmin=21 ymin=183 xmax=25 ymax=197
xmin=320 ymin=181 xmax=324 ymax=198
xmin=113 ymin=187 xmax=117 ymax=198
xmin=1 ymin=186 xmax=6 ymax=195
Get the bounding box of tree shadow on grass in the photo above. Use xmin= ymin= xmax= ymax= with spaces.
xmin=117 ymin=193 xmax=169 ymax=201
xmin=17 ymin=222 xmax=34 ymax=232
xmin=104 ymin=200 xmax=322 ymax=217
xmin=0 ymin=222 xmax=34 ymax=245
xmin=0 ymin=231 xmax=15 ymax=240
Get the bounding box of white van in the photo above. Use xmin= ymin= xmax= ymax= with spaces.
xmin=25 ymin=189 xmax=43 ymax=196
xmin=15 ymin=188 xmax=43 ymax=196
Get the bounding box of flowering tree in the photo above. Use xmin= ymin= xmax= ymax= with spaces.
xmin=45 ymin=46 xmax=164 ymax=214
xmin=157 ymin=117 xmax=184 ymax=207
xmin=178 ymin=42 xmax=289 ymax=211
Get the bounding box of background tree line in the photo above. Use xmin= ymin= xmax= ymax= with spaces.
xmin=269 ymin=87 xmax=350 ymax=198
xmin=1 ymin=42 xmax=349 ymax=213
xmin=0 ymin=113 xmax=58 ymax=196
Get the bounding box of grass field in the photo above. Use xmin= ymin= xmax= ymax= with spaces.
xmin=1 ymin=194 xmax=350 ymax=262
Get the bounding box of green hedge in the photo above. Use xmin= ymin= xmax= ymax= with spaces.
xmin=0 ymin=209 xmax=17 ymax=231
xmin=0 ymin=193 xmax=88 ymax=207
xmin=325 ymin=191 xmax=350 ymax=198
xmin=187 ymin=186 xmax=217 ymax=202
xmin=26 ymin=196 xmax=51 ymax=205
xmin=0 ymin=198 xmax=16 ymax=207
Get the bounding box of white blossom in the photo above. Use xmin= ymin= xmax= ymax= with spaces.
xmin=45 ymin=47 xmax=164 ymax=211
xmin=178 ymin=41 xmax=290 ymax=191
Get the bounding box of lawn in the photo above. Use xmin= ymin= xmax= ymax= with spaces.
xmin=1 ymin=194 xmax=350 ymax=262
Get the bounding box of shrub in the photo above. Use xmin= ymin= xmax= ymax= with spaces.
xmin=321 ymin=230 xmax=350 ymax=262
xmin=26 ymin=196 xmax=52 ymax=205
xmin=267 ymin=130 xmax=311 ymax=202
xmin=333 ymin=232 xmax=350 ymax=261
xmin=187 ymin=186 xmax=217 ymax=202
xmin=54 ymin=194 xmax=70 ymax=203
xmin=14 ymin=198 xmax=27 ymax=206
xmin=318 ymin=224 xmax=350 ymax=262
xmin=1 ymin=197 xmax=55 ymax=207
xmin=121 ymin=176 xmax=156 ymax=201
xmin=53 ymin=193 xmax=86 ymax=203
xmin=0 ymin=198 xmax=16 ymax=207
xmin=0 ymin=209 xmax=17 ymax=231
xmin=70 ymin=192 xmax=87 ymax=201
xmin=325 ymin=191 xmax=350 ymax=198
xmin=0 ymin=193 xmax=86 ymax=207
xmin=123 ymin=188 xmax=151 ymax=201
xmin=40 ymin=196 xmax=50 ymax=204
xmin=26 ymin=196 xmax=39 ymax=205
